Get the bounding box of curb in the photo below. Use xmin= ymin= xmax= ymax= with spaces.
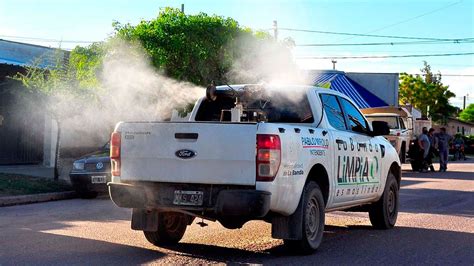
xmin=0 ymin=191 xmax=77 ymax=207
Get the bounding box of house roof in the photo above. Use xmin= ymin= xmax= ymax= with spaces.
xmin=0 ymin=39 xmax=68 ymax=69
xmin=310 ymin=70 xmax=388 ymax=108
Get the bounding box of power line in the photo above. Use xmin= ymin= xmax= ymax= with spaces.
xmin=297 ymin=52 xmax=474 ymax=60
xmin=296 ymin=39 xmax=474 ymax=47
xmin=278 ymin=27 xmax=472 ymax=42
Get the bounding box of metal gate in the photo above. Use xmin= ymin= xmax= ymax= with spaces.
xmin=0 ymin=85 xmax=44 ymax=165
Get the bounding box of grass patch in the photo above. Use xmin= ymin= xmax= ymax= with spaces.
xmin=0 ymin=174 xmax=72 ymax=197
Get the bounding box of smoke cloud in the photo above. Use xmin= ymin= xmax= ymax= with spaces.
xmin=54 ymin=41 xmax=205 ymax=149
xmin=227 ymin=36 xmax=310 ymax=86
xmin=29 ymin=36 xmax=310 ymax=152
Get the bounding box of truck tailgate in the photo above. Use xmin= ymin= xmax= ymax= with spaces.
xmin=118 ymin=122 xmax=258 ymax=185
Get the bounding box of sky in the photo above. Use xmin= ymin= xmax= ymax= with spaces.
xmin=0 ymin=0 xmax=473 ymax=107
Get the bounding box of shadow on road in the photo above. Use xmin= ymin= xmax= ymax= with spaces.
xmin=161 ymin=224 xmax=474 ymax=264
xmin=1 ymin=216 xmax=472 ymax=264
xmin=0 ymin=229 xmax=166 ymax=265
xmin=0 ymin=198 xmax=129 ymax=232
xmin=402 ymin=170 xmax=474 ymax=181
xmin=400 ymin=188 xmax=473 ymax=217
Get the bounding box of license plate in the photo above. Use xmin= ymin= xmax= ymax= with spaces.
xmin=91 ymin=176 xmax=106 ymax=184
xmin=173 ymin=190 xmax=203 ymax=206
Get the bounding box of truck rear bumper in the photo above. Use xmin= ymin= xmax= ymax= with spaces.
xmin=108 ymin=182 xmax=271 ymax=218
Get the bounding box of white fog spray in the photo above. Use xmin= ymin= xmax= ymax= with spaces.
xmin=56 ymin=41 xmax=204 ymax=149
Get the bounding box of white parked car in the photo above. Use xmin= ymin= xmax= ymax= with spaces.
xmin=108 ymin=84 xmax=401 ymax=254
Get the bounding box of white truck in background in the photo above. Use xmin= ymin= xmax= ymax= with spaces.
xmin=362 ymin=106 xmax=430 ymax=163
xmin=108 ymin=84 xmax=401 ymax=254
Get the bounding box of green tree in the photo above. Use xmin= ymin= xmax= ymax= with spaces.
xmin=113 ymin=8 xmax=272 ymax=86
xmin=67 ymin=42 xmax=106 ymax=91
xmin=459 ymin=103 xmax=474 ymax=122
xmin=399 ymin=61 xmax=456 ymax=122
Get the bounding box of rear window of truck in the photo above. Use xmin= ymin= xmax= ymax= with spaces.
xmin=195 ymin=90 xmax=314 ymax=123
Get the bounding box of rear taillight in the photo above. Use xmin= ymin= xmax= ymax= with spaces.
xmin=256 ymin=134 xmax=281 ymax=182
xmin=110 ymin=132 xmax=121 ymax=176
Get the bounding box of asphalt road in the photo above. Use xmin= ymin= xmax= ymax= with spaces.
xmin=1 ymin=162 xmax=473 ymax=265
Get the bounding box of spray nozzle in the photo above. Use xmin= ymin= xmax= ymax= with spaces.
xmin=206 ymin=82 xmax=217 ymax=101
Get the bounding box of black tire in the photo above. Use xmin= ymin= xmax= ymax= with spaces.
xmin=143 ymin=212 xmax=188 ymax=246
xmin=369 ymin=172 xmax=399 ymax=229
xmin=284 ymin=181 xmax=325 ymax=254
xmin=400 ymin=143 xmax=406 ymax=164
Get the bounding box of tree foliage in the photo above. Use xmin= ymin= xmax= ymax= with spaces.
xmin=459 ymin=103 xmax=474 ymax=123
xmin=113 ymin=8 xmax=272 ymax=86
xmin=67 ymin=42 xmax=106 ymax=91
xmin=16 ymin=8 xmax=281 ymax=97
xmin=14 ymin=43 xmax=105 ymax=106
xmin=399 ymin=61 xmax=456 ymax=122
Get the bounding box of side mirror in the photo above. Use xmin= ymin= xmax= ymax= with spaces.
xmin=371 ymin=121 xmax=390 ymax=136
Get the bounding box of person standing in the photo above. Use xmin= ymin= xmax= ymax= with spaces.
xmin=436 ymin=127 xmax=452 ymax=172
xmin=418 ymin=127 xmax=430 ymax=172
xmin=427 ymin=128 xmax=436 ymax=171
xmin=453 ymin=134 xmax=466 ymax=160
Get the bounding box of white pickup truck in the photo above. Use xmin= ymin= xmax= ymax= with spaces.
xmin=108 ymin=84 xmax=401 ymax=253
xmin=363 ymin=107 xmax=414 ymax=163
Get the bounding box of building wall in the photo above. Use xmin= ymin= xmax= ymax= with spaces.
xmin=433 ymin=119 xmax=474 ymax=136
xmin=0 ymin=79 xmax=45 ymax=165
xmin=0 ymin=40 xmax=68 ymax=168
xmin=346 ymin=72 xmax=399 ymax=106
xmin=42 ymin=116 xmax=58 ymax=167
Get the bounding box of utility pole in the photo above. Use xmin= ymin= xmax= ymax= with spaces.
xmin=181 ymin=4 xmax=184 ymax=13
xmin=331 ymin=60 xmax=337 ymax=70
xmin=463 ymin=95 xmax=466 ymax=110
xmin=273 ymin=20 xmax=278 ymax=41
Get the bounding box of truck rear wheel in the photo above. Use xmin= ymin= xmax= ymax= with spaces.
xmin=369 ymin=172 xmax=399 ymax=229
xmin=143 ymin=212 xmax=188 ymax=246
xmin=284 ymin=181 xmax=325 ymax=254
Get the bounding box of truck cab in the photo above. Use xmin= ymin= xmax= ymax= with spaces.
xmin=362 ymin=107 xmax=415 ymax=163
xmin=364 ymin=112 xmax=411 ymax=163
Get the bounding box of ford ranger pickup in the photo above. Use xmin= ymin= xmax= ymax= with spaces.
xmin=108 ymin=84 xmax=401 ymax=253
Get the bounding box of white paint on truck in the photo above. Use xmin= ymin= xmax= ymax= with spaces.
xmin=118 ymin=122 xmax=257 ymax=185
